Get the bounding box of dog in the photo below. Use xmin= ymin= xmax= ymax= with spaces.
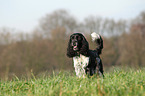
xmin=67 ymin=32 xmax=104 ymax=77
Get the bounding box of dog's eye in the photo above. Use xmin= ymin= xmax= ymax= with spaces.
xmin=78 ymin=36 xmax=81 ymax=40
xmin=71 ymin=36 xmax=74 ymax=39
xmin=76 ymin=36 xmax=78 ymax=39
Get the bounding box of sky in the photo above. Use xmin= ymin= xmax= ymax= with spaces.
xmin=0 ymin=0 xmax=145 ymax=33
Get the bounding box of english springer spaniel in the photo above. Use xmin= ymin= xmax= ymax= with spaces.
xmin=67 ymin=32 xmax=104 ymax=77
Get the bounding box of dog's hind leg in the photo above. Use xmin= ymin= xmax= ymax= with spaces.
xmin=96 ymin=58 xmax=104 ymax=77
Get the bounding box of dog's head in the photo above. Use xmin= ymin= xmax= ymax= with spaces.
xmin=67 ymin=33 xmax=89 ymax=57
xmin=70 ymin=33 xmax=83 ymax=51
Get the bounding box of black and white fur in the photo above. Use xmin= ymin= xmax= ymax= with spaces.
xmin=67 ymin=32 xmax=104 ymax=77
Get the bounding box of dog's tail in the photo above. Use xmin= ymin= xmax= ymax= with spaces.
xmin=91 ymin=32 xmax=103 ymax=55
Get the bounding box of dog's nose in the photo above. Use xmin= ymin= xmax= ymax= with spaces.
xmin=73 ymin=42 xmax=77 ymax=46
xmin=73 ymin=41 xmax=78 ymax=46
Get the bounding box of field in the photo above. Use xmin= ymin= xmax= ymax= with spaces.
xmin=0 ymin=68 xmax=145 ymax=96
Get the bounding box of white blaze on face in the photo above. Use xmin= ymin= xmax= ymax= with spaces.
xmin=73 ymin=54 xmax=89 ymax=77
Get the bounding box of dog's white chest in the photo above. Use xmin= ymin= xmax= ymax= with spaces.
xmin=73 ymin=55 xmax=89 ymax=77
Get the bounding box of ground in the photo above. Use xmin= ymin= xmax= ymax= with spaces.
xmin=0 ymin=68 xmax=145 ymax=96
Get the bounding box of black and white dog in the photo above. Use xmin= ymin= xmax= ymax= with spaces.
xmin=67 ymin=32 xmax=104 ymax=77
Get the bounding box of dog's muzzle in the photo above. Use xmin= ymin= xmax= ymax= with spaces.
xmin=72 ymin=41 xmax=79 ymax=51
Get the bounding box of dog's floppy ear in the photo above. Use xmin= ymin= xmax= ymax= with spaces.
xmin=67 ymin=36 xmax=77 ymax=57
xmin=79 ymin=35 xmax=89 ymax=56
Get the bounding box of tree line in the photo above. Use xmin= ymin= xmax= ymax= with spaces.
xmin=0 ymin=10 xmax=145 ymax=78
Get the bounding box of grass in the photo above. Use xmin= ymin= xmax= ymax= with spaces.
xmin=0 ymin=68 xmax=145 ymax=96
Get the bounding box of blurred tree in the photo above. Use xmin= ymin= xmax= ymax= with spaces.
xmin=0 ymin=28 xmax=13 ymax=44
xmin=82 ymin=16 xmax=127 ymax=37
xmin=36 ymin=9 xmax=77 ymax=38
xmin=132 ymin=11 xmax=145 ymax=25
xmin=118 ymin=24 xmax=145 ymax=67
xmin=51 ymin=27 xmax=66 ymax=40
xmin=83 ymin=16 xmax=103 ymax=34
xmin=103 ymin=19 xmax=127 ymax=37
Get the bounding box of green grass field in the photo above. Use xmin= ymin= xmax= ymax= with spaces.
xmin=0 ymin=68 xmax=145 ymax=96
